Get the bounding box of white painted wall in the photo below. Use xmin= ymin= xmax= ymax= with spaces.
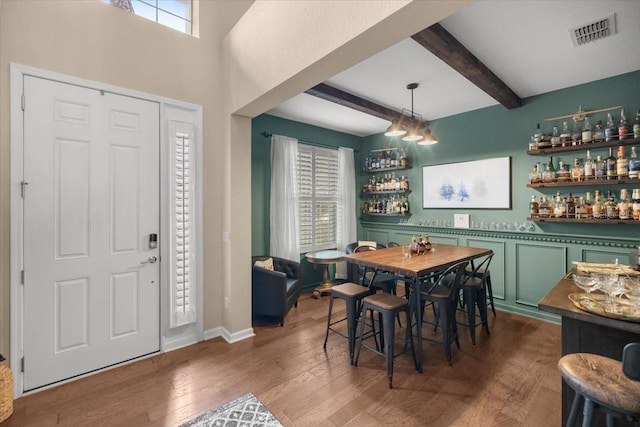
xmin=0 ymin=0 xmax=471 ymax=366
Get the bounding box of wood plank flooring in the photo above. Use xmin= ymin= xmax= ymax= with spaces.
xmin=5 ymin=291 xmax=562 ymax=426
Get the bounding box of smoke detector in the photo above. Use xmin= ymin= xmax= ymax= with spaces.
xmin=569 ymin=14 xmax=616 ymax=47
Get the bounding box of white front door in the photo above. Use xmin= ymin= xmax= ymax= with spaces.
xmin=22 ymin=76 xmax=160 ymax=391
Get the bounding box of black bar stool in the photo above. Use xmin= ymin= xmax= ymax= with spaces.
xmin=459 ymin=253 xmax=494 ymax=345
xmin=558 ymin=342 xmax=640 ymax=426
xmin=323 ymin=282 xmax=375 ymax=364
xmin=416 ymin=261 xmax=469 ymax=366
xmin=353 ymin=292 xmax=417 ymax=388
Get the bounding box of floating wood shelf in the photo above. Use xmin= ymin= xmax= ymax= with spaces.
xmin=528 ymin=217 xmax=640 ymax=225
xmin=527 ymin=137 xmax=640 ymax=156
xmin=527 ymin=178 xmax=640 ymax=188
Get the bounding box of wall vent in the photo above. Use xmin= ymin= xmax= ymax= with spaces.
xmin=570 ymin=14 xmax=616 ymax=47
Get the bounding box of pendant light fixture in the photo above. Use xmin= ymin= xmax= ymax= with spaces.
xmin=384 ymin=83 xmax=438 ymax=145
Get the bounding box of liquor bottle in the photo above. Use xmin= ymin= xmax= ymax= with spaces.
xmin=543 ymin=158 xmax=556 ymax=183
xmin=571 ymin=158 xmax=584 ymax=182
xmin=571 ymin=119 xmax=581 ymax=145
xmin=529 ymin=195 xmax=539 ymax=218
xmin=593 ymin=120 xmax=605 ymax=143
xmin=551 ymin=125 xmax=560 ymax=147
xmin=629 ymin=147 xmax=640 ymax=179
xmin=557 ymin=161 xmax=570 ymax=182
xmin=560 ymin=121 xmax=572 ymax=146
xmin=529 ymin=163 xmax=539 ymax=184
xmin=404 ymin=196 xmax=410 ymax=214
xmin=575 ymin=196 xmax=587 ymax=219
xmin=632 ymin=189 xmax=640 ymax=220
xmin=617 ymin=146 xmax=629 ymax=180
xmin=618 ymin=189 xmax=631 ymax=220
xmin=585 ymin=191 xmax=594 ymax=218
xmin=584 ymin=150 xmax=594 ymax=180
xmin=390 ymin=150 xmax=397 ymax=168
xmin=605 ymin=190 xmax=619 ymax=219
xmin=398 ymin=148 xmax=408 ymax=168
xmin=606 ymin=147 xmax=617 ymax=180
xmin=533 ymin=123 xmax=543 ymax=148
xmin=634 ymin=110 xmax=640 ymax=139
xmin=581 ymin=116 xmax=592 ymax=144
xmin=595 ymin=155 xmax=606 ymax=180
xmin=565 ymin=193 xmax=576 ymax=219
xmin=539 ymin=196 xmax=551 ymax=218
xmin=619 ymin=109 xmax=630 ymax=140
xmin=605 ymin=113 xmax=618 ymax=142
xmin=592 ymin=190 xmax=605 ymax=219
xmin=401 ymin=176 xmax=409 ymax=191
xmin=554 ymin=191 xmax=565 ymax=218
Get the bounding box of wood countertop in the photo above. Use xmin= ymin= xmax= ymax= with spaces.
xmin=538 ymin=272 xmax=640 ymax=335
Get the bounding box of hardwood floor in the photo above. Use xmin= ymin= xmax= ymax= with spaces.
xmin=6 ymin=291 xmax=562 ymax=426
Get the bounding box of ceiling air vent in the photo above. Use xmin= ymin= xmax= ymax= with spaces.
xmin=570 ymin=14 xmax=616 ymax=47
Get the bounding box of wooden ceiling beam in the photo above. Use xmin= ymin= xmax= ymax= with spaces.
xmin=304 ymin=83 xmax=400 ymax=122
xmin=411 ymin=23 xmax=522 ymax=109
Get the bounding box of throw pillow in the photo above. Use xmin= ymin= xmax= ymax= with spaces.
xmin=254 ymin=258 xmax=274 ymax=270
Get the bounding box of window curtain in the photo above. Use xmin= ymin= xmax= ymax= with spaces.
xmin=336 ymin=147 xmax=357 ymax=279
xmin=270 ymin=135 xmax=300 ymax=262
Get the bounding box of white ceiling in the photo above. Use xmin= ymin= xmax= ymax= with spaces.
xmin=267 ymin=0 xmax=640 ymax=137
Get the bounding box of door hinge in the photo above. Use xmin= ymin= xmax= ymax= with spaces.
xmin=20 ymin=270 xmax=24 ymax=285
xmin=21 ymin=357 xmax=24 ymax=373
xmin=20 ymin=181 xmax=28 ymax=198
xmin=21 ymin=94 xmax=25 ymax=111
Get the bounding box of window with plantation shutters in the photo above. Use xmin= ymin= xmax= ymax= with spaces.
xmin=170 ymin=123 xmax=196 ymax=328
xmin=298 ymin=145 xmax=339 ymax=252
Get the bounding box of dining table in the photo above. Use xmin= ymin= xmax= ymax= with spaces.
xmin=342 ymin=243 xmax=493 ymax=372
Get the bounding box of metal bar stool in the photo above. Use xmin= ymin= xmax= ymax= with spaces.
xmin=459 ymin=253 xmax=494 ymax=345
xmin=353 ymin=292 xmax=418 ymax=388
xmin=558 ymin=343 xmax=640 ymax=426
xmin=323 ymin=282 xmax=375 ymax=364
xmin=415 ymin=261 xmax=469 ymax=366
xmin=465 ymin=261 xmax=497 ymax=316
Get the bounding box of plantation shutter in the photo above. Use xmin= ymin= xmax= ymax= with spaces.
xmin=171 ymin=124 xmax=196 ymax=328
xmin=298 ymin=145 xmax=338 ymax=252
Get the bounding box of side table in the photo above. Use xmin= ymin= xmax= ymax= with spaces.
xmin=306 ymin=250 xmax=345 ymax=298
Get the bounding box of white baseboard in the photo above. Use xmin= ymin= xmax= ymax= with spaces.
xmin=162 ymin=334 xmax=199 ymax=352
xmin=203 ymin=326 xmax=254 ymax=343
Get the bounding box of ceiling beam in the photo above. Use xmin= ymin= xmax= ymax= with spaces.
xmin=411 ymin=23 xmax=522 ymax=109
xmin=304 ymin=83 xmax=400 ymax=122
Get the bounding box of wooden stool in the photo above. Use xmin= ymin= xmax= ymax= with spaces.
xmin=353 ymin=292 xmax=417 ymax=388
xmin=323 ymin=282 xmax=375 ymax=364
xmin=558 ymin=344 xmax=640 ymax=426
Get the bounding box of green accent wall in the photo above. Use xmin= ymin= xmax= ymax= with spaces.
xmin=251 ymin=114 xmax=360 ymax=289
xmin=252 ymin=71 xmax=640 ymax=314
xmin=359 ymin=70 xmax=640 ymax=240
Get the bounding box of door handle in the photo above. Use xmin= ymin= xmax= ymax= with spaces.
xmin=140 ymin=256 xmax=158 ymax=265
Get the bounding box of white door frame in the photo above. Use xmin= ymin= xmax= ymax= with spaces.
xmin=10 ymin=63 xmax=204 ymax=397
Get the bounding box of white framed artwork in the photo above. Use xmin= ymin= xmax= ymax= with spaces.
xmin=422 ymin=156 xmax=511 ymax=209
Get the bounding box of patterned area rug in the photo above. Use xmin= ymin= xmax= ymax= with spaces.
xmin=181 ymin=393 xmax=283 ymax=427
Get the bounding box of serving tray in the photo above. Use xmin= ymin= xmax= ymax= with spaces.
xmin=573 ymin=262 xmax=640 ymax=276
xmin=568 ymin=293 xmax=640 ymax=323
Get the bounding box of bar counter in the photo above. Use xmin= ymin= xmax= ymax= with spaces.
xmin=539 ymin=272 xmax=640 ymax=425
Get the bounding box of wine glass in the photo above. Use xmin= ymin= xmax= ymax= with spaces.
xmin=622 ymin=276 xmax=640 ymax=316
xmin=596 ymin=274 xmax=625 ymax=313
xmin=571 ymin=273 xmax=599 ymax=294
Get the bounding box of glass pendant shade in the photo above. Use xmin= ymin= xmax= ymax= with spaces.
xmin=417 ymin=128 xmax=438 ymax=145
xmin=384 ymin=121 xmax=406 ymax=137
xmin=402 ymin=130 xmax=424 ymax=142
xmin=402 ymin=119 xmax=424 ymax=142
xmin=386 ymin=83 xmax=440 ymax=145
